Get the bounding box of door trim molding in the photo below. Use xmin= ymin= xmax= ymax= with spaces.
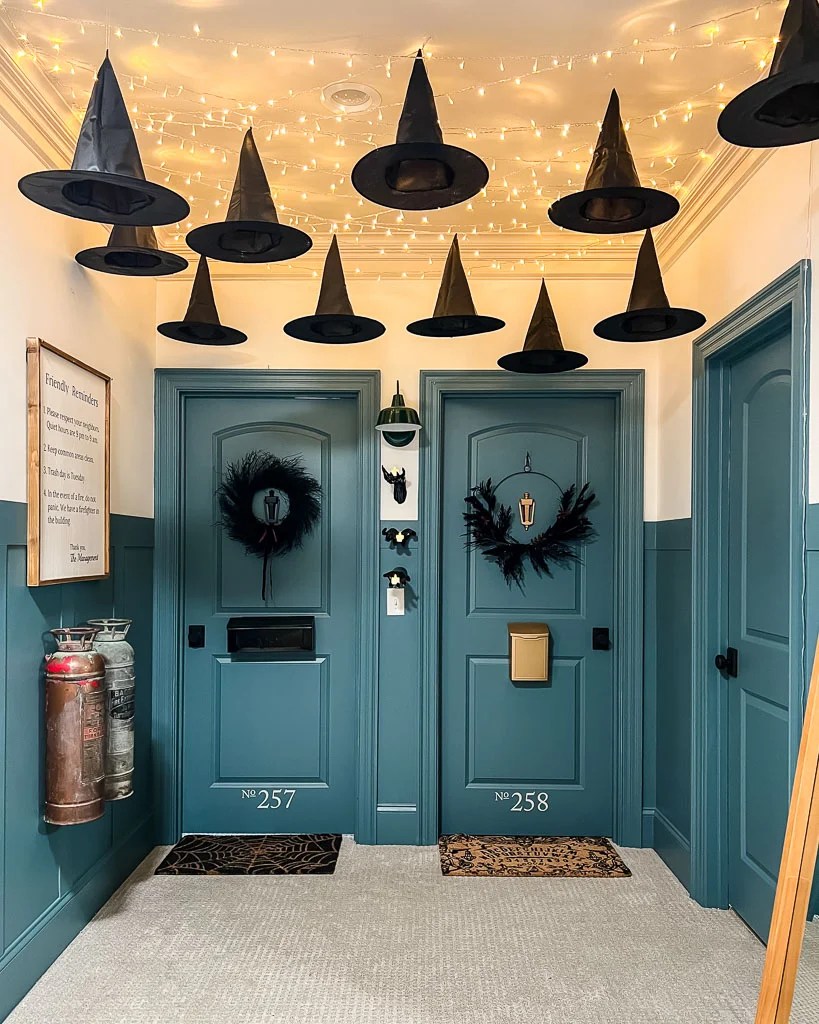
xmin=152 ymin=369 xmax=380 ymax=844
xmin=690 ymin=260 xmax=810 ymax=907
xmin=419 ymin=370 xmax=646 ymax=845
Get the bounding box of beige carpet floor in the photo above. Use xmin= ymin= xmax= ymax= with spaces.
xmin=6 ymin=840 xmax=817 ymax=1023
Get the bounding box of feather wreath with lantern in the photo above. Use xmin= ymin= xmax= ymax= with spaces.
xmin=463 ymin=479 xmax=596 ymax=588
xmin=216 ymin=450 xmax=321 ymax=600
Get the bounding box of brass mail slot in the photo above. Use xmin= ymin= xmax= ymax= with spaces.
xmin=508 ymin=622 xmax=550 ymax=682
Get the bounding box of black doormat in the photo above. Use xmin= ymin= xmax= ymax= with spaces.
xmin=155 ymin=834 xmax=342 ymax=875
xmin=439 ymin=834 xmax=632 ymax=877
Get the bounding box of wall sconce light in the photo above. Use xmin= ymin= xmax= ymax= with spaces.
xmin=375 ymin=381 xmax=422 ymax=448
xmin=383 ymin=566 xmax=411 ymax=588
xmin=382 ymin=527 xmax=417 ymax=548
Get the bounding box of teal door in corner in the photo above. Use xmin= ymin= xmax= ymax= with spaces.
xmin=181 ymin=396 xmax=360 ymax=834
xmin=725 ymin=328 xmax=792 ymax=940
xmin=440 ymin=395 xmax=616 ymax=836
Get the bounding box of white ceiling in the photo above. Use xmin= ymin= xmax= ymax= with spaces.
xmin=0 ymin=0 xmax=783 ymax=277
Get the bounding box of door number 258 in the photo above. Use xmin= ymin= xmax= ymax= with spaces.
xmin=495 ymin=791 xmax=549 ymax=812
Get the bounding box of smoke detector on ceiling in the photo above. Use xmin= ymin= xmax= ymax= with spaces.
xmin=321 ymin=81 xmax=381 ymax=115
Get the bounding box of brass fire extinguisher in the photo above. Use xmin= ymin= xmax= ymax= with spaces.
xmin=44 ymin=627 xmax=106 ymax=825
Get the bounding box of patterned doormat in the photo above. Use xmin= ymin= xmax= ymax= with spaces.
xmin=155 ymin=834 xmax=341 ymax=875
xmin=439 ymin=834 xmax=632 ymax=878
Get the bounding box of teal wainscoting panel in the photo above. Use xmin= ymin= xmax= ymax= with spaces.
xmin=644 ymin=519 xmax=692 ymax=890
xmin=0 ymin=500 xmax=155 ymax=1022
xmin=376 ymin=521 xmax=421 ymax=844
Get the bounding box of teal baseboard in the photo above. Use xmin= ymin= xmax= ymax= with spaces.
xmin=648 ymin=808 xmax=692 ymax=891
xmin=0 ymin=819 xmax=154 ymax=1021
xmin=0 ymin=499 xmax=154 ymax=1022
xmin=375 ymin=805 xmax=420 ymax=845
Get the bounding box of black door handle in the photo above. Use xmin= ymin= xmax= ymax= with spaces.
xmin=715 ymin=646 xmax=738 ymax=677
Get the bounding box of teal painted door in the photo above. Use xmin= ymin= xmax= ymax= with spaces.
xmin=440 ymin=395 xmax=616 ymax=836
xmin=725 ymin=329 xmax=792 ymax=940
xmin=181 ymin=396 xmax=360 ymax=834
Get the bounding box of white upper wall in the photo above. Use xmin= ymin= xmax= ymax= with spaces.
xmin=156 ymin=273 xmax=669 ymax=518
xmin=660 ymin=145 xmax=814 ymax=520
xmin=0 ymin=118 xmax=157 ymax=518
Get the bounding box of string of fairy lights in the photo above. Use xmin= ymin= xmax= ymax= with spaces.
xmin=0 ymin=0 xmax=786 ymax=274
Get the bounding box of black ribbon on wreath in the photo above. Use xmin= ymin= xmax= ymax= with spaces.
xmin=216 ymin=450 xmax=321 ymax=601
xmin=463 ymin=470 xmax=596 ymax=589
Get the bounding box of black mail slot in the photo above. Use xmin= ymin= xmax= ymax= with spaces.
xmin=226 ymin=616 xmax=315 ymax=654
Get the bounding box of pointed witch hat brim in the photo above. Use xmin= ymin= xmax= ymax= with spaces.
xmin=548 ymin=90 xmax=679 ymax=234
xmin=75 ymin=225 xmax=188 ymax=276
xmin=186 ymin=129 xmax=312 ymax=263
xmin=283 ymin=236 xmax=385 ymax=344
xmin=718 ymin=0 xmax=819 ymax=147
xmin=19 ymin=54 xmax=188 ymax=226
xmin=498 ymin=280 xmax=587 ymax=373
xmin=157 ymin=256 xmax=247 ymax=345
xmin=351 ymin=51 xmax=488 ymax=211
xmin=594 ymin=230 xmax=706 ymax=342
xmin=407 ymin=235 xmax=504 ymax=336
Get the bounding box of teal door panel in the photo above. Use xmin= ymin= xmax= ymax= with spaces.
xmin=182 ymin=396 xmax=359 ymax=834
xmin=726 ymin=331 xmax=792 ymax=940
xmin=440 ymin=395 xmax=616 ymax=836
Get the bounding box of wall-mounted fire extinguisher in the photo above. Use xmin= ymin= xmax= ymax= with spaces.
xmin=44 ymin=627 xmax=106 ymax=825
xmin=88 ymin=619 xmax=135 ymax=802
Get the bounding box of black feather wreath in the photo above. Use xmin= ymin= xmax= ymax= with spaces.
xmin=463 ymin=479 xmax=596 ymax=588
xmin=216 ymin=450 xmax=321 ymax=599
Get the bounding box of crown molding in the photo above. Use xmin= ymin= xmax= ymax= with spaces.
xmin=162 ymin=232 xmax=638 ymax=280
xmin=0 ymin=20 xmax=77 ymax=170
xmin=655 ymin=136 xmax=773 ymax=270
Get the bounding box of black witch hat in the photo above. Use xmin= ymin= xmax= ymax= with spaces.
xmin=718 ymin=0 xmax=819 ymax=147
xmin=19 ymin=54 xmax=188 ymax=226
xmin=407 ymin=235 xmax=505 ymax=336
xmin=75 ymin=225 xmax=188 ymax=276
xmin=548 ymin=90 xmax=679 ymax=234
xmin=186 ymin=129 xmax=312 ymax=263
xmin=157 ymin=256 xmax=247 ymax=345
xmin=351 ymin=51 xmax=489 ymax=211
xmin=498 ymin=280 xmax=587 ymax=373
xmin=283 ymin=236 xmax=385 ymax=344
xmin=594 ymin=230 xmax=706 ymax=342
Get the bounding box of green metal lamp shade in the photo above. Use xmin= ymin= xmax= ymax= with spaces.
xmin=375 ymin=383 xmax=422 ymax=447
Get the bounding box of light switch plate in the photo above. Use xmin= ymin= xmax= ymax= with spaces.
xmin=386 ymin=587 xmax=405 ymax=616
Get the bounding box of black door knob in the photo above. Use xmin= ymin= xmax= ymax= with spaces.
xmin=714 ymin=647 xmax=738 ymax=677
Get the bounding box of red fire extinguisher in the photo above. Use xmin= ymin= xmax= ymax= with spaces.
xmin=44 ymin=627 xmax=107 ymax=826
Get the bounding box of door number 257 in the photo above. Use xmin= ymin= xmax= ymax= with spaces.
xmin=241 ymin=788 xmax=296 ymax=809
xmin=495 ymin=791 xmax=549 ymax=812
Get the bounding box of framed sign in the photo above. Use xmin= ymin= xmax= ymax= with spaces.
xmin=26 ymin=337 xmax=110 ymax=586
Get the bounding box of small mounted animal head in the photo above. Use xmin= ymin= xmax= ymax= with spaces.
xmin=382 ymin=465 xmax=407 ymax=504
